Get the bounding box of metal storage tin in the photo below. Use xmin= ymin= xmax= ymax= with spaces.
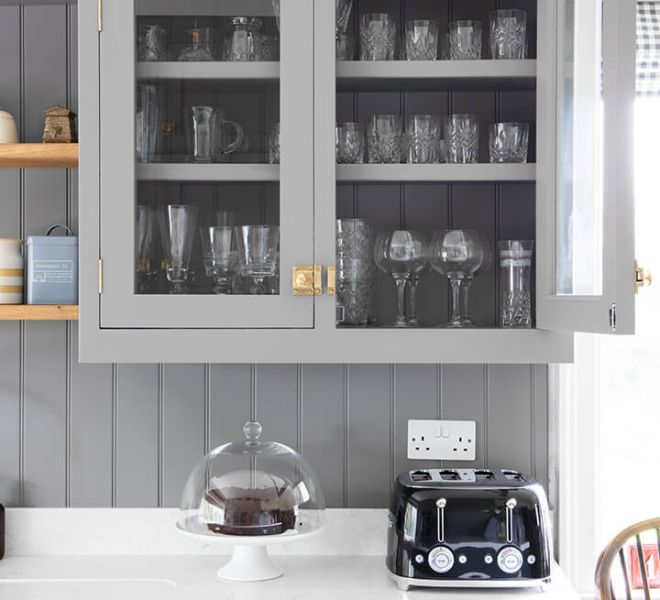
xmin=26 ymin=225 xmax=78 ymax=305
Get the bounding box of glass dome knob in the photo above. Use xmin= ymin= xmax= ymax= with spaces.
xmin=243 ymin=421 xmax=262 ymax=441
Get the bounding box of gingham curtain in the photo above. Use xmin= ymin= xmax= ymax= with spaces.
xmin=637 ymin=1 xmax=660 ymax=95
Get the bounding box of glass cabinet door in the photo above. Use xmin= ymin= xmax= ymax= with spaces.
xmin=98 ymin=0 xmax=314 ymax=328
xmin=537 ymin=0 xmax=636 ymax=334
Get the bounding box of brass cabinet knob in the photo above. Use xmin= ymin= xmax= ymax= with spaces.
xmin=636 ymin=261 xmax=653 ymax=293
xmin=293 ymin=265 xmax=322 ymax=296
xmin=327 ymin=266 xmax=336 ymax=296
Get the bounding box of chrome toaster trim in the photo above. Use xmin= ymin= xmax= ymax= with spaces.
xmin=388 ymin=571 xmax=552 ymax=592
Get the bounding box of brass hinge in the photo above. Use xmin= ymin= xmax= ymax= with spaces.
xmin=609 ymin=303 xmax=616 ymax=333
xmin=98 ymin=258 xmax=103 ymax=294
xmin=98 ymin=0 xmax=103 ymax=32
xmin=635 ymin=261 xmax=653 ymax=294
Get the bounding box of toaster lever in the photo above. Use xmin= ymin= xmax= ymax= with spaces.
xmin=436 ymin=498 xmax=447 ymax=542
xmin=505 ymin=498 xmax=517 ymax=543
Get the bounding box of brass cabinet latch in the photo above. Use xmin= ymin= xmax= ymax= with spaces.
xmin=293 ymin=265 xmax=322 ymax=296
xmin=635 ymin=261 xmax=653 ymax=294
xmin=327 ymin=266 xmax=336 ymax=296
xmin=98 ymin=0 xmax=103 ymax=32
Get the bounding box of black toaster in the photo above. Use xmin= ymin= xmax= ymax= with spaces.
xmin=386 ymin=469 xmax=553 ymax=591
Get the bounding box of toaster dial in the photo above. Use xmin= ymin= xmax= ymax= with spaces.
xmin=428 ymin=546 xmax=454 ymax=574
xmin=497 ymin=546 xmax=524 ymax=574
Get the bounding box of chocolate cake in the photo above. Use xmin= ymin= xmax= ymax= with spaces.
xmin=203 ymin=487 xmax=297 ymax=536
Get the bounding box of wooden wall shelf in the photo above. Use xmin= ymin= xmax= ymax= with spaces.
xmin=0 ymin=305 xmax=78 ymax=321
xmin=0 ymin=143 xmax=78 ymax=168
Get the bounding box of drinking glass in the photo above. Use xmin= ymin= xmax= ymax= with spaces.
xmin=199 ymin=226 xmax=216 ymax=280
xmin=136 ymin=84 xmax=159 ymax=163
xmin=136 ymin=206 xmax=157 ymax=292
xmin=499 ymin=240 xmax=534 ymax=328
xmin=368 ymin=114 xmax=402 ymax=164
xmin=405 ymin=114 xmax=442 ymax=164
xmin=336 ymin=0 xmax=354 ymax=35
xmin=360 ymin=14 xmax=397 ymax=61
xmin=189 ymin=106 xmax=244 ymax=162
xmin=272 ymin=0 xmax=280 ymax=31
xmin=374 ymin=231 xmax=429 ymax=328
xmin=405 ymin=20 xmax=439 ymax=61
xmin=430 ymin=230 xmax=484 ymax=328
xmin=489 ymin=122 xmax=530 ymax=163
xmin=445 ymin=114 xmax=479 ymax=164
xmin=449 ymin=20 xmax=483 ymax=59
xmin=336 ymin=122 xmax=365 ymax=164
xmin=253 ymin=33 xmax=279 ymax=61
xmin=158 ymin=205 xmax=198 ymax=289
xmin=178 ymin=27 xmax=214 ymax=61
xmin=336 ymin=33 xmax=355 ymax=60
xmin=268 ymin=123 xmax=280 ymax=164
xmin=138 ymin=25 xmax=167 ymax=62
xmin=236 ymin=225 xmax=280 ymax=294
xmin=490 ymin=9 xmax=527 ymax=60
xmin=209 ymin=226 xmax=237 ymax=294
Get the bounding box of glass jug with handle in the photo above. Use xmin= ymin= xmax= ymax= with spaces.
xmin=189 ymin=106 xmax=244 ymax=163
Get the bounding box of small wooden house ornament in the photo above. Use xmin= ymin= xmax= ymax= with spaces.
xmin=42 ymin=106 xmax=77 ymax=143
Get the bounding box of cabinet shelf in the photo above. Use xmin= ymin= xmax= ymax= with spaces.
xmin=0 ymin=305 xmax=78 ymax=321
xmin=337 ymin=60 xmax=537 ymax=92
xmin=0 ymin=143 xmax=78 ymax=168
xmin=137 ymin=62 xmax=279 ymax=86
xmin=337 ymin=163 xmax=536 ymax=183
xmin=137 ymin=163 xmax=279 ymax=182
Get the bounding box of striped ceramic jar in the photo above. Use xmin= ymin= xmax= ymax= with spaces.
xmin=0 ymin=238 xmax=23 ymax=304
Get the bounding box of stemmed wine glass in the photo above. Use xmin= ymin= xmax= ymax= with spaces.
xmin=158 ymin=204 xmax=198 ymax=294
xmin=235 ymin=225 xmax=280 ymax=295
xmin=374 ymin=231 xmax=429 ymax=328
xmin=430 ymin=230 xmax=484 ymax=328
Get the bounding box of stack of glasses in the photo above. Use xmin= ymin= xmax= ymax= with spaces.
xmin=336 ymin=219 xmax=375 ymax=327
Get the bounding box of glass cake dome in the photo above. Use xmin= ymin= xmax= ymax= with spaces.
xmin=178 ymin=421 xmax=326 ymax=540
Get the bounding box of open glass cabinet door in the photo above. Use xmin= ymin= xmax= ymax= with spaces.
xmin=98 ymin=0 xmax=314 ymax=329
xmin=537 ymin=0 xmax=636 ymax=334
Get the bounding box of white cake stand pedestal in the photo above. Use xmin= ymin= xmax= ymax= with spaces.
xmin=176 ymin=524 xmax=323 ymax=582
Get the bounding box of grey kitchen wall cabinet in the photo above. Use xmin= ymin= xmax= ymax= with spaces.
xmin=78 ymin=0 xmax=636 ymax=364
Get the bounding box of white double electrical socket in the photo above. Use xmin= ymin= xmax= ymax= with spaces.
xmin=407 ymin=419 xmax=476 ymax=461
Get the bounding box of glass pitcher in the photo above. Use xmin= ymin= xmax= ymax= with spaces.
xmin=189 ymin=106 xmax=244 ymax=163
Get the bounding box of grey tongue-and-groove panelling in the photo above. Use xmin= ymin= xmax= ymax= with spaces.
xmin=0 ymin=5 xmax=549 ymax=509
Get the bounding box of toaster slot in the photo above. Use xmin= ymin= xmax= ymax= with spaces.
xmin=475 ymin=469 xmax=495 ymax=481
xmin=439 ymin=470 xmax=460 ymax=481
xmin=410 ymin=470 xmax=432 ymax=482
xmin=502 ymin=470 xmax=526 ymax=482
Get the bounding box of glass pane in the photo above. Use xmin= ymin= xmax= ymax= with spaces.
xmin=133 ymin=0 xmax=281 ymax=296
xmin=556 ymin=0 xmax=604 ymax=296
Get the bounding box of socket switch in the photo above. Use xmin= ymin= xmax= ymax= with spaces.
xmin=407 ymin=419 xmax=476 ymax=461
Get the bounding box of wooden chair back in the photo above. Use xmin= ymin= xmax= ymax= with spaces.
xmin=595 ymin=518 xmax=660 ymax=600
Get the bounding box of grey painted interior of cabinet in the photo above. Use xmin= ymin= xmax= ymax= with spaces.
xmin=0 ymin=4 xmax=549 ymax=509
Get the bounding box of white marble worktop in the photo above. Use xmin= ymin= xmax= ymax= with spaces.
xmin=0 ymin=509 xmax=580 ymax=600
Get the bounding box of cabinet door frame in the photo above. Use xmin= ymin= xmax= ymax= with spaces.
xmin=536 ymin=0 xmax=637 ymax=335
xmin=97 ymin=0 xmax=315 ymax=329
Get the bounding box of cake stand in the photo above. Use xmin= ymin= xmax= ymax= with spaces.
xmin=176 ymin=522 xmax=324 ymax=582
